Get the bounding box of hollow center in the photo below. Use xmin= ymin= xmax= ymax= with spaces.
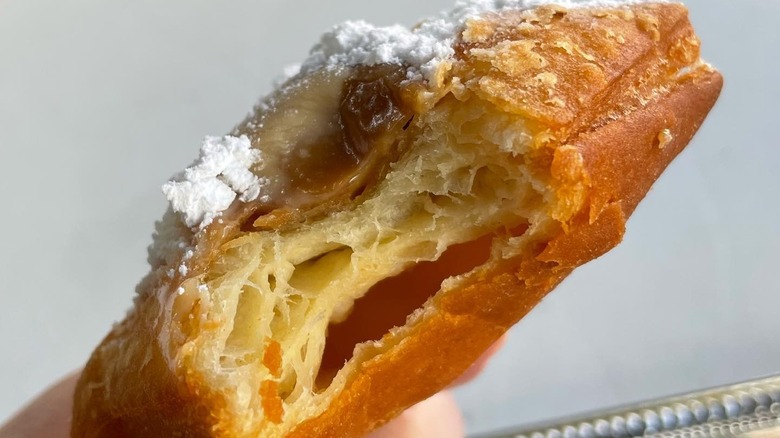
xmin=315 ymin=232 xmax=496 ymax=389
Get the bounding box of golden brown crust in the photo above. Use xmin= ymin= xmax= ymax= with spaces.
xmin=73 ymin=297 xmax=219 ymax=438
xmin=72 ymin=3 xmax=722 ymax=438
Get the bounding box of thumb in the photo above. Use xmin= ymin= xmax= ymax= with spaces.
xmin=0 ymin=372 xmax=79 ymax=438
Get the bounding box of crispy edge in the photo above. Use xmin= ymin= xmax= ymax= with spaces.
xmin=72 ymin=291 xmax=227 ymax=438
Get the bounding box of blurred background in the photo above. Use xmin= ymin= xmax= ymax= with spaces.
xmin=0 ymin=0 xmax=778 ymax=435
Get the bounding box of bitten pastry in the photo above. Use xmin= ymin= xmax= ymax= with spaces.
xmin=72 ymin=1 xmax=722 ymax=437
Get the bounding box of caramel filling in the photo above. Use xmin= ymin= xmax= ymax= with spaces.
xmin=185 ymin=65 xmax=417 ymax=284
xmin=286 ymin=67 xmax=412 ymax=194
xmin=239 ymin=65 xmax=415 ymax=230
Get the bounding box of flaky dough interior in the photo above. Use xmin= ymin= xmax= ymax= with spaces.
xmin=170 ymin=90 xmax=552 ymax=435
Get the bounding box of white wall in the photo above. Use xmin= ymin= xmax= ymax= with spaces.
xmin=0 ymin=1 xmax=777 ymax=435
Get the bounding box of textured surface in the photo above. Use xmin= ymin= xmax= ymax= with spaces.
xmin=0 ymin=0 xmax=777 ymax=436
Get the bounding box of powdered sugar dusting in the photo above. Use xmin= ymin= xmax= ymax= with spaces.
xmin=147 ymin=208 xmax=192 ymax=269
xmin=162 ymin=135 xmax=267 ymax=229
xmin=302 ymin=0 xmax=660 ymax=81
xmin=303 ymin=20 xmax=455 ymax=81
xmin=156 ymin=0 xmax=661 ymax=255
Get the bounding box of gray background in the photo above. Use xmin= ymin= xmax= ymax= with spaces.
xmin=0 ymin=0 xmax=777 ymax=435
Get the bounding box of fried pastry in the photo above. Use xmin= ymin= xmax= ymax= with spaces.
xmin=72 ymin=1 xmax=722 ymax=437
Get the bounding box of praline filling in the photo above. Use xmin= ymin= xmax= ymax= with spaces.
xmin=241 ymin=65 xmax=416 ymax=231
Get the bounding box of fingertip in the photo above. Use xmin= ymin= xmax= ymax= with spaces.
xmin=369 ymin=391 xmax=464 ymax=438
xmin=0 ymin=371 xmax=80 ymax=438
xmin=450 ymin=334 xmax=507 ymax=388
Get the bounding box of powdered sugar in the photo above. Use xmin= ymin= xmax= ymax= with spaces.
xmin=302 ymin=20 xmax=455 ymax=81
xmin=160 ymin=0 xmax=660 ymax=238
xmin=162 ymin=135 xmax=267 ymax=229
xmin=147 ymin=208 xmax=192 ymax=269
xmin=302 ymin=0 xmax=659 ymax=81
